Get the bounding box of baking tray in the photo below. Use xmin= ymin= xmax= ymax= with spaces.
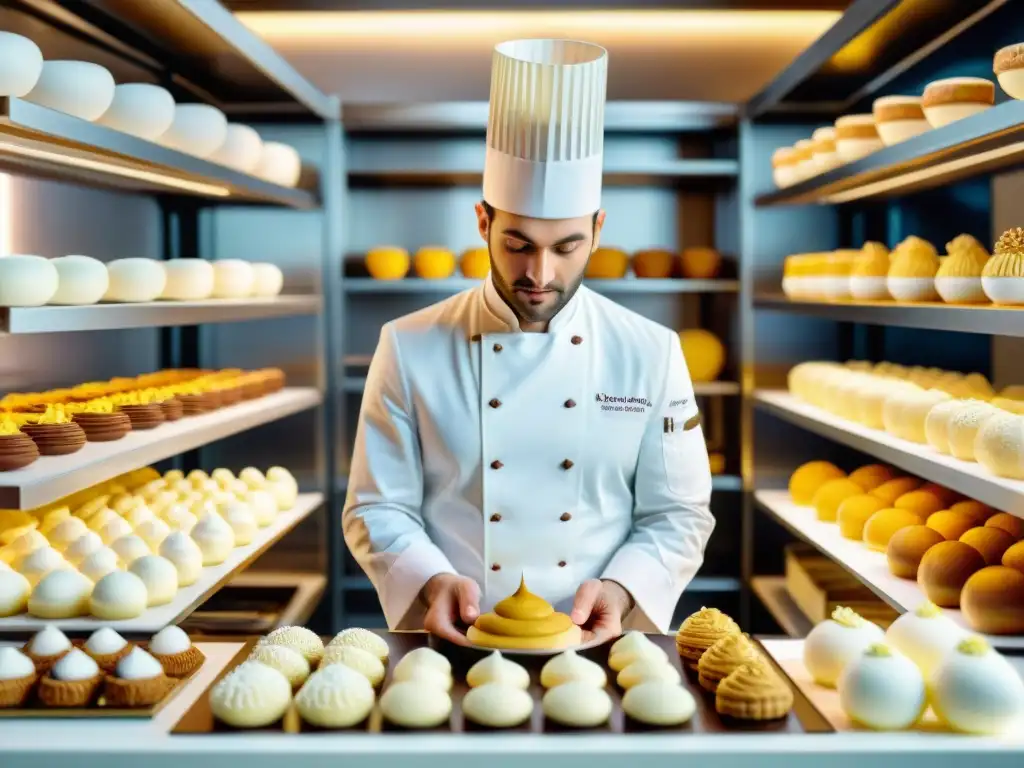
xmin=172 ymin=632 xmax=832 ymax=734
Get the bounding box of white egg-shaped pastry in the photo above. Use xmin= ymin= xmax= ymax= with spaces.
xmin=0 ymin=32 xmax=43 ymax=97
xmin=163 ymin=504 xmax=198 ymax=534
xmin=210 ymin=660 xmax=292 ymax=728
xmin=392 ymin=662 xmax=452 ymax=691
xmin=885 ymin=601 xmax=967 ymax=679
xmin=259 ymin=625 xmax=324 ymax=666
xmin=134 ymin=517 xmax=170 ymax=550
xmin=211 ymin=260 xmax=255 ymax=299
xmin=104 ymin=258 xmax=167 ymax=303
xmin=6 ymin=529 xmax=48 ymax=556
xmin=608 ymin=641 xmax=668 ymax=673
xmin=95 ymin=83 xmax=175 ymax=140
xmin=0 ymin=255 xmax=59 ymax=307
xmin=63 ymin=531 xmax=103 ymax=565
xmin=158 ymin=531 xmax=203 ymax=586
xmin=896 ymin=389 xmax=951 ymax=444
xmin=540 ymin=649 xmax=607 ymax=688
xmin=542 ymin=680 xmax=612 ymax=727
xmin=45 ymin=516 xmax=89 ymax=551
xmin=393 ymin=646 xmax=451 ymax=677
xmin=925 ymin=398 xmax=964 ymax=455
xmin=838 ymin=643 xmax=927 ymax=730
xmin=239 ymin=467 xmax=266 ymax=489
xmin=158 ymin=103 xmax=228 ymax=158
xmin=190 ymin=512 xmax=235 ymax=566
xmin=221 ymin=502 xmax=257 ymax=546
xmin=294 ymin=664 xmax=374 ymax=728
xmin=251 ymin=263 xmax=284 ymax=297
xmin=327 ymin=627 xmax=390 ymax=662
xmin=976 ymin=412 xmax=1024 ymax=480
xmin=28 ymin=568 xmax=93 ymax=618
xmin=256 ymin=142 xmax=302 ymax=187
xmin=89 ymin=569 xmax=148 ymax=620
xmin=110 ymin=534 xmax=150 ymax=565
xmin=97 ymin=516 xmax=133 ymax=546
xmin=321 ymin=645 xmax=385 ymax=687
xmin=610 ymin=631 xmax=656 ymax=657
xmin=617 ymin=658 xmax=682 ymax=690
xmin=380 ymin=680 xmax=452 ymax=728
xmin=128 ymin=554 xmax=178 ymax=606
xmin=248 ymin=643 xmax=310 ymax=690
xmin=930 ymin=636 xmax=1024 ymax=734
xmin=161 ymin=260 xmax=215 ymax=301
xmin=77 ymin=547 xmax=120 ymax=583
xmin=245 ymin=491 xmax=278 ymax=528
xmin=621 ymin=680 xmax=696 ymax=726
xmin=803 ymin=606 xmax=885 ymax=688
xmin=467 ymin=651 xmax=530 ymax=689
xmin=462 ymin=682 xmax=533 ymax=728
xmin=18 ymin=546 xmax=69 ymax=587
xmin=48 ymin=255 xmax=109 ymax=305
xmin=0 ymin=570 xmax=31 ymax=617
xmin=23 ymin=60 xmax=115 ymax=121
xmin=946 ymin=401 xmax=1001 ymax=461
xmin=209 ymin=123 xmax=263 ymax=173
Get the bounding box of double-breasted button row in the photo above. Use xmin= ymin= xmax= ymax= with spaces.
xmin=489 ymin=398 xmax=501 ymax=408
xmin=491 ymin=561 xmax=567 ymax=570
xmin=561 ymin=459 xmax=574 ymax=470
xmin=490 ymin=459 xmax=503 ymax=470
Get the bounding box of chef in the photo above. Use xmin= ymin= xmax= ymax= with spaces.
xmin=343 ymin=39 xmax=714 ymax=645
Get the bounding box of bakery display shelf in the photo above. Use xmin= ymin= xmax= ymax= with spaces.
xmin=0 ymin=493 xmax=323 ymax=636
xmin=755 ymin=490 xmax=1024 ymax=650
xmin=0 ymin=98 xmax=317 ymax=208
xmin=348 ymin=159 xmax=739 ymax=187
xmin=181 ymin=571 xmax=327 ymax=637
xmin=755 ymin=390 xmax=1024 ymax=518
xmin=754 ymin=98 xmax=1024 ymax=206
xmin=345 ymin=277 xmax=739 ymax=294
xmin=751 ymin=576 xmax=814 ymax=638
xmin=0 ymin=296 xmax=322 ymax=335
xmin=755 ymin=294 xmax=1024 ymax=338
xmin=343 ymin=374 xmax=739 ymax=398
xmin=0 ymin=388 xmax=321 ymax=509
xmin=11 ymin=0 xmax=335 ymax=119
xmin=761 ymin=638 xmax=1024 ymax=738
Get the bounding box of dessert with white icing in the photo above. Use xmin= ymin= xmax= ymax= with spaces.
xmin=380 ymin=680 xmax=452 ymax=729
xmin=149 ymin=626 xmax=204 ymax=678
xmin=104 ymin=647 xmax=174 ymax=707
xmin=294 ymin=664 xmax=374 ymax=728
xmin=159 ymin=531 xmax=203 ymax=587
xmin=258 ymin=625 xmax=324 ymax=666
xmin=0 ymin=647 xmax=37 ymax=708
xmin=248 ymin=643 xmax=309 ymax=689
xmin=83 ymin=627 xmax=131 ymax=672
xmin=210 ymin=660 xmax=292 ymax=728
xmin=89 ymin=569 xmax=148 ymax=620
xmin=38 ymin=648 xmax=102 ymax=708
xmin=28 ymin=568 xmax=93 ymax=619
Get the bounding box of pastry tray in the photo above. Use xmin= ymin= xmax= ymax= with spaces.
xmin=172 ymin=633 xmax=832 ymax=735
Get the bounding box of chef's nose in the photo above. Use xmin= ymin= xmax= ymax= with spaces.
xmin=523 ymin=250 xmax=555 ymax=288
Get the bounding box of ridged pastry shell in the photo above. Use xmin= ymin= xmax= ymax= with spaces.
xmin=380 ymin=680 xmax=452 ymax=728
xmin=247 ymin=643 xmax=310 ymax=689
xmin=0 ymin=570 xmax=30 ymax=616
xmin=259 ymin=625 xmax=324 ymax=666
xmin=467 ymin=651 xmax=529 ymax=689
xmin=327 ymin=627 xmax=389 ymax=662
xmin=89 ymin=569 xmax=147 ymax=620
xmin=0 ymin=648 xmax=37 ymax=707
xmin=540 ymin=648 xmax=607 ymax=689
xmin=676 ymin=607 xmax=741 ymax=668
xmin=209 ymin=660 xmax=292 ymax=728
xmin=542 ymin=680 xmax=612 ymax=727
xmin=617 ymin=658 xmax=681 ymax=690
xmin=697 ymin=633 xmax=762 ymax=692
xmin=622 ymin=680 xmax=696 ymax=726
xmin=28 ymin=568 xmax=92 ymax=618
xmin=715 ymin=662 xmax=794 ymax=720
xmin=462 ymin=682 xmax=533 ymax=728
xmin=976 ymin=412 xmax=1024 ymax=479
xmin=294 ymin=664 xmax=374 ymax=728
xmin=982 ymin=228 xmax=1024 ymax=305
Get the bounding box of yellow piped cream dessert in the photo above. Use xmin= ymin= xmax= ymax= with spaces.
xmin=849 ymin=241 xmax=891 ymax=300
xmin=982 ymin=227 xmax=1024 ymax=305
xmin=466 ymin=577 xmax=582 ymax=650
xmin=937 ymin=234 xmax=990 ymax=304
xmin=887 ymin=236 xmax=939 ymax=301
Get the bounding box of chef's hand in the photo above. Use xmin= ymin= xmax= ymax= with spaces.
xmin=571 ymin=579 xmax=635 ymax=643
xmin=421 ymin=573 xmax=480 ymax=647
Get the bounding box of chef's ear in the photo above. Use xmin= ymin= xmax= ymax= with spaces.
xmin=475 ymin=201 xmax=491 ymax=244
xmin=591 ymin=209 xmax=607 ymax=252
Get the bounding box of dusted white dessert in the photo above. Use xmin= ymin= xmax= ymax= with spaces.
xmin=327 ymin=627 xmax=389 ymax=662
xmin=294 ymin=664 xmax=375 ymax=728
xmin=837 ymin=643 xmax=926 ymax=730
xmin=210 ymin=660 xmax=292 ymax=728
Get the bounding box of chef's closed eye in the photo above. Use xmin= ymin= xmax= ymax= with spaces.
xmin=504 ymin=239 xmax=581 ymax=256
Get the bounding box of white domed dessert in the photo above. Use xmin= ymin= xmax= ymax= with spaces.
xmin=128 ymin=555 xmax=178 ymax=606
xmin=239 ymin=467 xmax=266 ymax=489
xmin=542 ymin=680 xmax=613 ymax=727
xmin=321 ymin=645 xmax=385 ymax=687
xmin=924 ymin=398 xmax=965 ymax=455
xmin=83 ymin=626 xmax=130 ymax=671
xmin=884 ymin=601 xmax=966 ymax=678
xmin=392 ymin=661 xmax=453 ymax=691
xmin=0 ymin=569 xmax=30 ymax=616
xmin=7 ymin=529 xmax=48 ymax=557
xmin=610 ymin=631 xmax=656 ymax=657
xmin=803 ymin=606 xmax=885 ymax=688
xmin=251 ymin=263 xmax=284 ymax=297
xmin=462 ymin=682 xmax=533 ymax=728
xmin=159 ymin=104 xmax=228 ymax=158
xmin=89 ymin=569 xmax=148 ymax=620
xmin=609 ymin=640 xmax=669 ymax=672
xmin=24 ymin=625 xmax=72 ymax=670
xmin=45 ymin=516 xmax=88 ymax=551
xmin=0 ymin=646 xmax=37 ymax=706
xmin=28 ymin=568 xmax=93 ymax=618
xmin=134 ymin=517 xmax=170 ymax=550
xmin=393 ymin=646 xmax=451 ymax=677
xmin=930 ymin=636 xmax=1024 ymax=734
xmin=617 ymin=657 xmax=682 ymax=690
xmin=467 ymin=650 xmax=530 ymax=689
xmin=104 ymin=259 xmax=167 ymax=303
xmin=190 ymin=512 xmax=235 ymax=566
xmin=540 ymin=649 xmax=607 ymax=689
xmin=248 ymin=642 xmax=310 ymax=689
xmin=48 ymin=255 xmax=109 ymax=305
xmin=0 ymin=255 xmax=59 ymax=307
xmin=24 ymin=60 xmax=115 ymax=121
xmin=946 ymin=401 xmax=1001 ymax=461
xmin=380 ymin=680 xmax=452 ymax=728
xmin=837 ymin=643 xmax=926 ymax=730
xmin=158 ymin=531 xmax=203 ymax=587
xmin=259 ymin=625 xmax=324 ymax=666
xmin=209 ymin=660 xmax=292 ymax=728
xmin=976 ymin=413 xmax=1024 ymax=480
xmin=326 ymin=627 xmax=389 ymax=662
xmin=621 ymin=680 xmax=696 ymax=726
xmin=884 ymin=388 xmax=950 ymax=444
xmin=0 ymin=31 xmax=43 ymax=97
xmin=95 ymin=83 xmax=174 ymax=139
xmin=163 ymin=504 xmax=198 ymax=534
xmin=211 ymin=260 xmax=255 ymax=299
xmin=18 ymin=546 xmax=69 ymax=587
xmin=78 ymin=546 xmax=120 ymax=583
xmin=256 ymin=142 xmax=302 ymax=187
xmin=210 ymin=123 xmax=263 ymax=173
xmin=110 ymin=534 xmax=150 ymax=565
xmin=97 ymin=516 xmax=133 ymax=546
xmin=161 ymin=260 xmax=214 ymax=301
xmin=222 ymin=502 xmax=257 ymax=546
xmin=294 ymin=664 xmax=375 ymax=729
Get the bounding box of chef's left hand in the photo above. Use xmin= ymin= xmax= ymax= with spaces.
xmin=570 ymin=579 xmax=635 ymax=643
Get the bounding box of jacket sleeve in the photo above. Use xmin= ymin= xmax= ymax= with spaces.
xmin=600 ymin=331 xmax=715 ymax=633
xmin=342 ymin=323 xmax=457 ymax=630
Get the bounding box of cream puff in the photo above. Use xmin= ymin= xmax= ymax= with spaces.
xmin=83 ymin=627 xmax=132 ymax=672
xmin=104 ymin=646 xmax=175 ymax=707
xmin=37 ymin=648 xmax=102 ymax=708
xmin=294 ymin=663 xmax=374 ymax=729
xmin=149 ymin=625 xmax=204 ymax=678
xmin=209 ymin=660 xmax=292 ymax=728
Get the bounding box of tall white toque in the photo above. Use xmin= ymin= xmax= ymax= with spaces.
xmin=483 ymin=39 xmax=609 ymax=220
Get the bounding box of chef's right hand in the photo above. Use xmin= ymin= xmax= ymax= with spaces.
xmin=422 ymin=573 xmax=480 ymax=646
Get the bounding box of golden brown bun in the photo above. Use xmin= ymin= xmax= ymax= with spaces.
xmin=949 ymin=500 xmax=995 ymax=524
xmin=1002 ymin=540 xmax=1024 ymax=573
xmin=633 ymin=250 xmax=676 ymax=279
xmin=922 ymin=80 xmax=995 ymax=108
xmin=874 ymin=102 xmax=926 ymax=123
xmin=985 ymin=513 xmax=1024 ymax=540
xmin=960 ymin=526 xmax=1016 ymax=566
xmin=994 ymin=44 xmax=1024 ymax=75
xmin=834 ymin=122 xmax=879 ymax=140
xmin=926 ymin=510 xmax=976 ymax=541
xmin=960 ymin=566 xmax=1024 ymax=634
xmin=863 ymin=508 xmax=925 ymax=552
xmin=887 ymin=525 xmax=944 ymax=579
xmin=917 ymin=540 xmax=985 ymax=607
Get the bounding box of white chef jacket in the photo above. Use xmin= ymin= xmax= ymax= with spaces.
xmin=343 ymin=276 xmax=715 ymax=633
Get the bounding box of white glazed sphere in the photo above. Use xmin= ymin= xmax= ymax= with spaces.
xmin=930 ymin=638 xmax=1024 ymax=735
xmin=104 ymin=258 xmax=167 ymax=302
xmin=210 ymin=123 xmax=263 ymax=173
xmin=884 ymin=602 xmax=967 ymax=679
xmin=161 ymin=260 xmax=215 ymax=301
xmin=803 ymin=610 xmax=885 ymax=688
xmin=24 ymin=60 xmax=115 ymax=121
xmin=211 ymin=260 xmax=255 ymax=299
xmin=158 ymin=103 xmax=228 ymax=158
xmin=975 ymin=412 xmax=1024 ymax=480
xmin=48 ymin=255 xmax=109 ymax=305
xmin=256 ymin=142 xmax=301 ymax=187
xmin=837 ymin=644 xmax=927 ymax=730
xmin=95 ymin=83 xmax=175 ymax=140
xmin=251 ymin=263 xmax=284 ymax=297
xmin=0 ymin=32 xmax=43 ymax=97
xmin=0 ymin=255 xmax=59 ymax=307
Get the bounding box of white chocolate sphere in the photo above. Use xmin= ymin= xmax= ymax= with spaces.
xmin=158 ymin=531 xmax=203 ymax=586
xmin=0 ymin=255 xmax=59 ymax=307
xmin=190 ymin=512 xmax=235 ymax=566
xmin=211 ymin=260 xmax=255 ymax=299
xmin=925 ymin=399 xmax=964 ymax=455
xmin=24 ymin=60 xmax=115 ymax=121
xmin=256 ymin=142 xmax=301 ymax=187
xmin=837 ymin=644 xmax=927 ymax=730
xmin=803 ymin=610 xmax=885 ymax=688
xmin=885 ymin=602 xmax=967 ymax=678
xmin=0 ymin=32 xmax=43 ymax=97
xmin=251 ymin=263 xmax=284 ymax=297
xmin=128 ymin=554 xmax=178 ymax=606
xmin=158 ymin=104 xmax=228 ymax=158
xmin=976 ymin=413 xmax=1024 ymax=480
xmin=104 ymin=258 xmax=167 ymax=303
xmin=95 ymin=83 xmax=175 ymax=140
xmin=930 ymin=638 xmax=1024 ymax=734
xmin=48 ymin=255 xmax=109 ymax=305
xmin=161 ymin=260 xmax=215 ymax=301
xmin=947 ymin=402 xmax=1001 ymax=461
xmin=89 ymin=569 xmax=147 ymax=620
xmin=210 ymin=123 xmax=263 ymax=173
xmin=209 ymin=660 xmax=292 ymax=728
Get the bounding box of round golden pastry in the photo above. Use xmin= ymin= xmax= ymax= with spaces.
xmin=715 ymin=661 xmax=794 ymax=721
xmin=918 ymin=540 xmax=985 ymax=607
xmin=675 ymin=607 xmax=740 ymax=668
xmin=466 ymin=577 xmax=582 ymax=650
xmin=960 ymin=526 xmax=1016 ymax=566
xmin=697 ymin=632 xmax=761 ymax=692
xmin=887 ymin=525 xmax=944 ymax=579
xmin=960 ymin=566 xmax=1024 ymax=634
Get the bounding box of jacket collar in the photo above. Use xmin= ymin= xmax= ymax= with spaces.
xmin=480 ymin=273 xmax=585 ymax=335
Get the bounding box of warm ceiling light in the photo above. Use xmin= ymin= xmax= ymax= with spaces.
xmin=236 ymin=10 xmax=840 ymax=44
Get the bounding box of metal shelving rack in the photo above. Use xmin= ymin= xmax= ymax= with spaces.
xmin=335 ymin=101 xmax=747 ymax=628
xmin=739 ymin=0 xmax=1024 ymax=639
xmin=0 ymin=0 xmax=343 ymax=635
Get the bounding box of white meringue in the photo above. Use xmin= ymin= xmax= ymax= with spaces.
xmin=115 ymin=646 xmax=163 ymax=680
xmin=159 ymin=531 xmax=203 ymax=586
xmin=52 ymin=648 xmax=100 ymax=681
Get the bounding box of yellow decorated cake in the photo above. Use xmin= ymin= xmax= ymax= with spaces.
xmin=466 ymin=578 xmax=582 ymax=650
xmin=936 ymin=234 xmax=990 ymax=304
xmin=887 ymin=236 xmax=940 ymax=302
xmin=982 ymin=227 xmax=1024 ymax=305
xmin=849 ymin=242 xmax=891 ymax=300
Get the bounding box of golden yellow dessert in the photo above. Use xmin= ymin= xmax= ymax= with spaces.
xmin=789 ymin=461 xmax=845 ymax=505
xmin=813 ymin=479 xmax=865 ymax=522
xmin=927 ymin=510 xmax=977 ymax=541
xmin=413 ymin=246 xmax=456 ymax=280
xmin=982 ymin=227 xmax=1024 ymax=306
xmin=365 ymin=246 xmax=410 ymax=281
xmin=886 ymin=525 xmax=944 ymax=579
xmin=894 ymin=489 xmax=946 ymax=518
xmin=678 ymin=329 xmax=725 ymax=383
xmin=937 ymin=234 xmax=991 ymax=303
xmin=871 ymin=477 xmax=921 ymax=506
xmin=586 ymin=247 xmax=629 ymax=279
xmin=715 ymin=661 xmax=794 ymax=721
xmin=675 ymin=607 xmax=740 ymax=668
xmin=986 ymin=512 xmax=1024 ymax=539
xmin=960 ymin=566 xmax=1024 ymax=634
xmin=848 ymin=463 xmax=895 ymax=492
xmin=960 ymin=527 xmax=1015 ymax=566
xmin=697 ymin=632 xmax=761 ymax=692
xmin=887 ymin=236 xmax=940 ymax=302
xmin=918 ymin=541 xmax=985 ymax=607
xmin=863 ymin=508 xmax=926 ymax=552
xmin=838 ymin=494 xmax=888 ymax=540
xmin=466 ymin=577 xmax=582 ymax=650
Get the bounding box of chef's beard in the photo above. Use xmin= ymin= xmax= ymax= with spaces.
xmin=488 ymin=247 xmax=587 ymax=326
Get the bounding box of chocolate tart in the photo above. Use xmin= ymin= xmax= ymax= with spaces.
xmin=37 ymin=672 xmax=103 ymax=707
xmin=117 ymin=404 xmax=165 ymax=430
xmin=159 ymin=398 xmax=184 ymax=422
xmin=71 ymin=412 xmax=132 ymax=442
xmin=152 ymin=645 xmax=205 ymax=678
xmin=103 ymin=673 xmax=175 ymax=707
xmin=21 ymin=422 xmax=87 ymax=456
xmin=0 ymin=672 xmax=36 ymax=708
xmin=0 ymin=434 xmax=40 ymax=471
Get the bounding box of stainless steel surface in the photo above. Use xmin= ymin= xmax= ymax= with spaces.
xmin=751 ymin=576 xmax=812 ymax=638
xmin=345 ymin=278 xmax=740 ymax=295
xmin=0 ymin=296 xmax=322 ymax=335
xmin=756 ymin=295 xmax=1024 ymax=338
xmin=0 ymin=388 xmax=321 ymax=510
xmin=0 ymin=493 xmax=323 ymax=636
xmin=0 ymin=97 xmax=318 ymax=207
